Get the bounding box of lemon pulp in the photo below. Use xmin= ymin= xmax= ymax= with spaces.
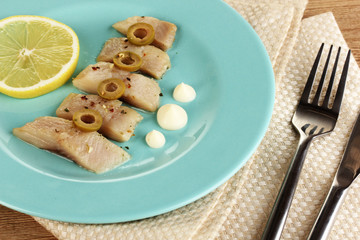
xmin=0 ymin=15 xmax=79 ymax=98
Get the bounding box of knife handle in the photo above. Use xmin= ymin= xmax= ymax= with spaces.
xmin=307 ymin=184 xmax=349 ymax=240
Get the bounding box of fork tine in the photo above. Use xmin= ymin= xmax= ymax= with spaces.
xmin=322 ymin=47 xmax=341 ymax=108
xmin=332 ymin=49 xmax=351 ymax=113
xmin=313 ymin=45 xmax=333 ymax=105
xmin=300 ymin=43 xmax=324 ymax=104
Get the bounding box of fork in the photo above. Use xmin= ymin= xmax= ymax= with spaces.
xmin=261 ymin=43 xmax=351 ymax=240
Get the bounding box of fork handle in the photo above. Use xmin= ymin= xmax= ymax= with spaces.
xmin=307 ymin=185 xmax=349 ymax=240
xmin=261 ymin=136 xmax=312 ymax=240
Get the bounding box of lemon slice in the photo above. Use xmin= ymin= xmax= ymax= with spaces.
xmin=0 ymin=15 xmax=80 ymax=98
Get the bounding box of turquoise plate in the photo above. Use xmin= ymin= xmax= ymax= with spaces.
xmin=0 ymin=0 xmax=274 ymax=223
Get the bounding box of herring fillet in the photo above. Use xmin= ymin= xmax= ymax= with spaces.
xmin=72 ymin=62 xmax=161 ymax=112
xmin=13 ymin=117 xmax=131 ymax=174
xmin=112 ymin=16 xmax=177 ymax=51
xmin=56 ymin=93 xmax=143 ymax=142
xmin=97 ymin=37 xmax=171 ymax=79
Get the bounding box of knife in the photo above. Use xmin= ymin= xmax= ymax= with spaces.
xmin=307 ymin=112 xmax=360 ymax=240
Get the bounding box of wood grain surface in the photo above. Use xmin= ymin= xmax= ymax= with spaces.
xmin=303 ymin=0 xmax=360 ymax=64
xmin=1 ymin=1 xmax=359 ymax=239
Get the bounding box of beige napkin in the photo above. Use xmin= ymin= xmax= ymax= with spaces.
xmin=32 ymin=0 xmax=360 ymax=239
xmin=215 ymin=11 xmax=360 ymax=240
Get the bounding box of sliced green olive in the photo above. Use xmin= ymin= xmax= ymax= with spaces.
xmin=127 ymin=23 xmax=155 ymax=46
xmin=73 ymin=109 xmax=103 ymax=132
xmin=97 ymin=78 xmax=126 ymax=100
xmin=113 ymin=51 xmax=142 ymax=72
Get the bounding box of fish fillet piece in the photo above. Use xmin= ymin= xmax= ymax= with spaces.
xmin=112 ymin=16 xmax=177 ymax=51
xmin=13 ymin=117 xmax=130 ymax=174
xmin=56 ymin=93 xmax=143 ymax=142
xmin=97 ymin=37 xmax=170 ymax=79
xmin=73 ymin=62 xmax=161 ymax=112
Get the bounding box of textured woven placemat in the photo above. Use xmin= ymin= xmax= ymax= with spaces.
xmin=36 ymin=1 xmax=360 ymax=240
xmin=215 ymin=12 xmax=360 ymax=240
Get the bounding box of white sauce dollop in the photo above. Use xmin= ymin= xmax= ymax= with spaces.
xmin=145 ymin=130 xmax=166 ymax=148
xmin=157 ymin=104 xmax=188 ymax=130
xmin=173 ymin=83 xmax=196 ymax=102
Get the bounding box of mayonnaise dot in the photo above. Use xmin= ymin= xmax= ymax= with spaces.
xmin=173 ymin=83 xmax=196 ymax=102
xmin=157 ymin=104 xmax=188 ymax=130
xmin=145 ymin=130 xmax=166 ymax=148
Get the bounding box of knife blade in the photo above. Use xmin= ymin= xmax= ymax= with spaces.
xmin=307 ymin=112 xmax=360 ymax=240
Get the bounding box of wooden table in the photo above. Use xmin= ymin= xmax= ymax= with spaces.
xmin=1 ymin=1 xmax=360 ymax=239
xmin=303 ymin=0 xmax=360 ymax=63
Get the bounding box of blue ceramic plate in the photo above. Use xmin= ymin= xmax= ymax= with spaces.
xmin=0 ymin=0 xmax=274 ymax=223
